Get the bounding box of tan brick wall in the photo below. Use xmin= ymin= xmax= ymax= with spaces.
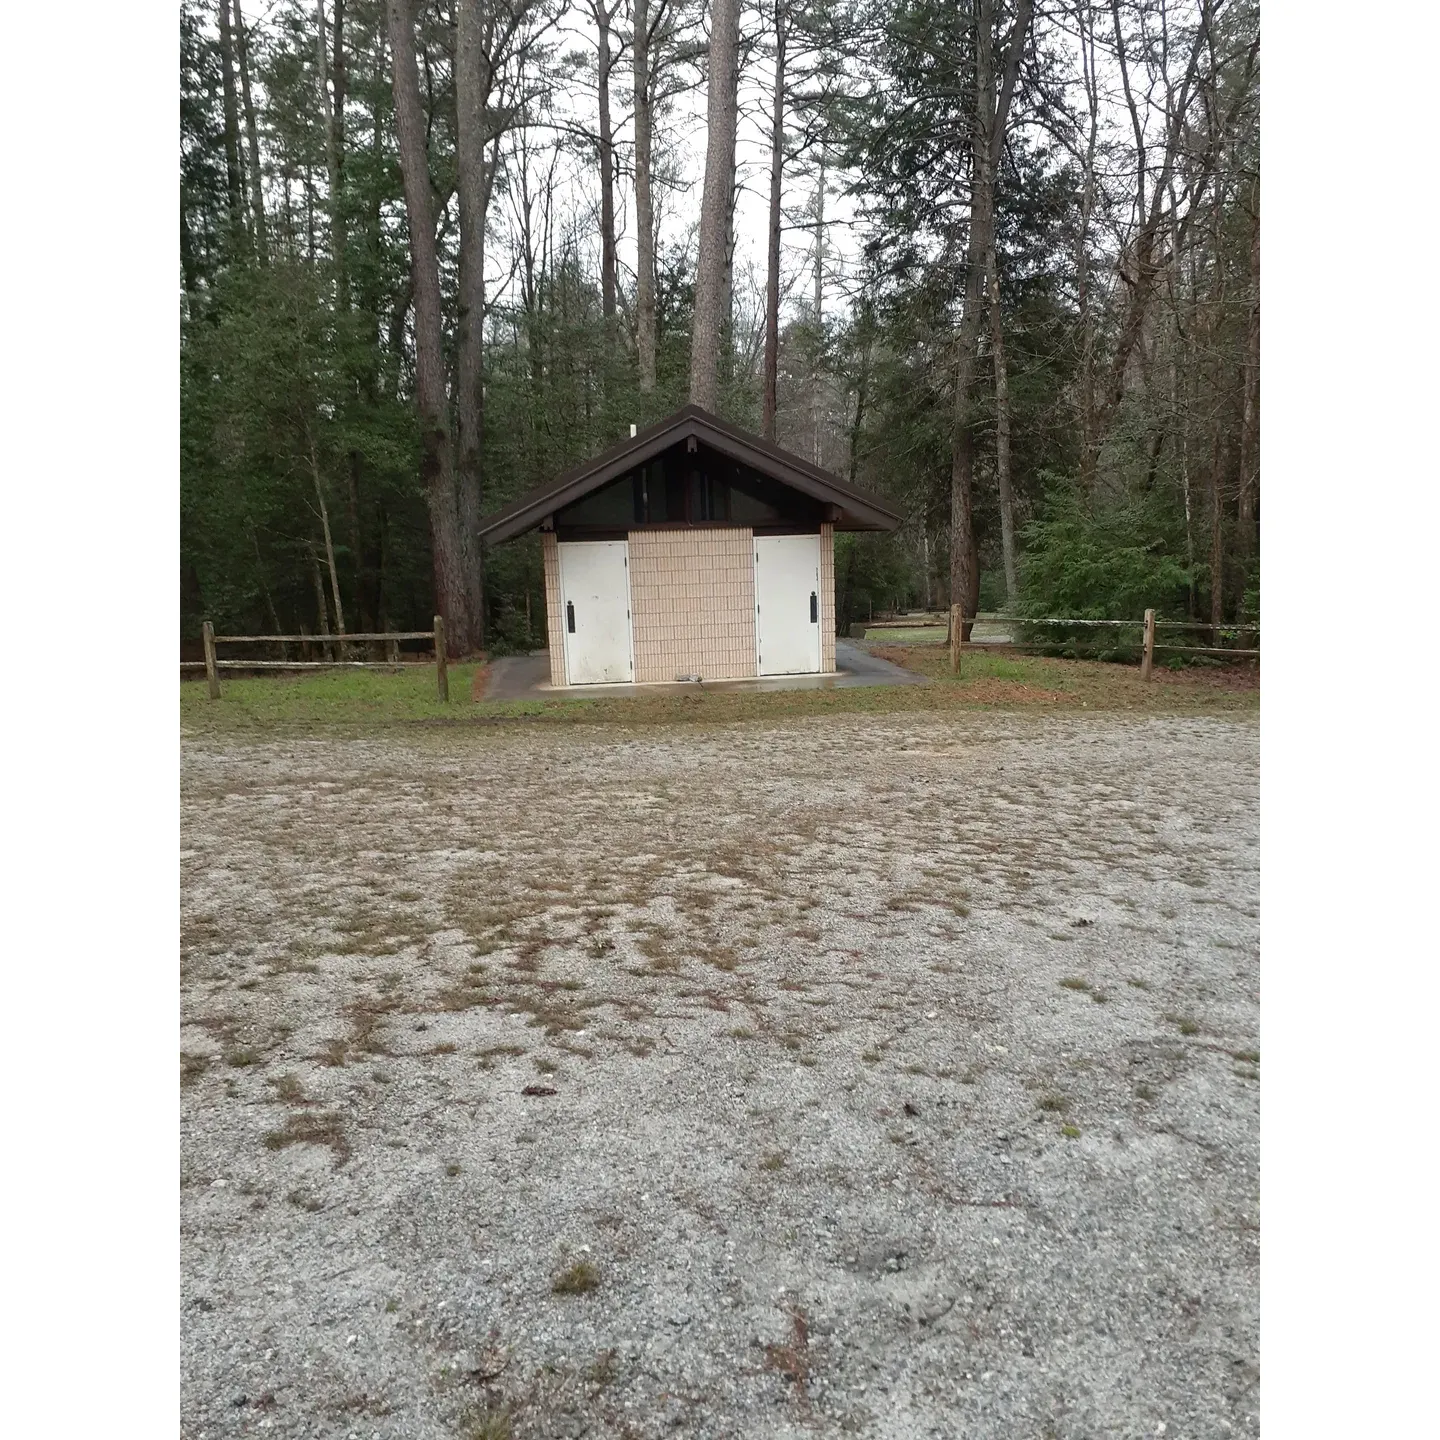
xmin=541 ymin=531 xmax=566 ymax=687
xmin=629 ymin=527 xmax=757 ymax=682
xmin=820 ymin=522 xmax=836 ymax=671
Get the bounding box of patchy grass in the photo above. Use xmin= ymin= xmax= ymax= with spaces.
xmin=460 ymin=1405 xmax=514 ymax=1440
xmin=263 ymin=1110 xmax=350 ymax=1163
xmin=1058 ymin=977 xmax=1091 ymax=991
xmin=588 ymin=1348 xmax=619 ymax=1388
xmin=551 ymin=1259 xmax=601 ymax=1295
xmin=477 ymin=1043 xmax=527 ymax=1068
xmin=181 ymin=646 xmax=1256 ymax=734
xmin=269 ymin=1072 xmax=309 ymax=1103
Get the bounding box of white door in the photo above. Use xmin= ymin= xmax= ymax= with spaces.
xmin=754 ymin=534 xmax=822 ymax=675
xmin=559 ymin=541 xmax=634 ymax=684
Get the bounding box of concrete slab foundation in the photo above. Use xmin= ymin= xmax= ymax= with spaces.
xmin=480 ymin=639 xmax=927 ymax=702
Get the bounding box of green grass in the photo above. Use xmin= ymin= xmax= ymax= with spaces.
xmin=860 ymin=625 xmax=949 ymax=645
xmin=181 ymin=663 xmax=481 ymax=727
xmin=181 ymin=646 xmax=1256 ymax=734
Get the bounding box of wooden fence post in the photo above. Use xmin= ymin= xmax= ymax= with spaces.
xmin=202 ymin=620 xmax=220 ymax=700
xmin=1141 ymin=608 xmax=1155 ymax=681
xmin=949 ymin=603 xmax=963 ymax=674
xmin=434 ymin=615 xmax=449 ymax=701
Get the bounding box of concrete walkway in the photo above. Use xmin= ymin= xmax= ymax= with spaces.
xmin=480 ymin=638 xmax=928 ymax=701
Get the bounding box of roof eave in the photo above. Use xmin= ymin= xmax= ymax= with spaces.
xmin=476 ymin=406 xmax=901 ymax=544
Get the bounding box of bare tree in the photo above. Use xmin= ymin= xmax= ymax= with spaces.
xmin=761 ymin=0 xmax=787 ymax=438
xmin=232 ymin=0 xmax=268 ymax=262
xmin=454 ymin=0 xmax=557 ymax=647
xmin=1237 ymin=190 xmax=1259 ymax=549
xmin=589 ymin=0 xmax=624 ymax=328
xmin=1081 ymin=0 xmax=1218 ymax=486
xmin=948 ymin=0 xmax=1031 ymax=635
xmin=217 ymin=0 xmax=245 ymax=243
xmin=455 ymin=0 xmax=496 ymax=651
xmin=986 ymin=245 xmax=1017 ymax=607
xmin=315 ymin=0 xmax=346 ymax=291
xmin=689 ymin=0 xmax=742 ymax=411
xmin=632 ymin=0 xmax=660 ymax=391
xmin=387 ymin=0 xmax=471 ymax=650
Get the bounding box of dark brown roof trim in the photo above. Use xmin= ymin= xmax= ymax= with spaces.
xmin=477 ymin=404 xmax=902 ymax=544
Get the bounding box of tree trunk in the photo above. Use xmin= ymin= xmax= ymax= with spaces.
xmin=810 ymin=150 xmax=825 ymax=465
xmin=311 ymin=548 xmax=334 ymax=661
xmin=217 ymin=0 xmax=245 ymax=244
xmin=633 ymin=0 xmax=657 ymax=392
xmin=316 ymin=0 xmax=346 ymax=296
xmin=947 ymin=0 xmax=1032 ymax=632
xmin=455 ymin=0 xmax=493 ymax=652
xmin=986 ymin=246 xmax=1018 ymax=608
xmin=308 ymin=430 xmax=347 ymax=641
xmin=1207 ymin=188 xmax=1227 ymax=630
xmin=689 ymin=0 xmax=742 ymax=412
xmin=594 ymin=1 xmax=618 ymax=327
xmin=1237 ymin=193 xmax=1259 ymax=548
xmin=232 ymin=0 xmax=268 ymax=263
xmin=947 ymin=0 xmax=996 ymax=640
xmin=762 ymin=3 xmax=786 ymax=439
xmin=1075 ymin=0 xmax=1098 ymax=490
xmin=719 ymin=111 xmax=740 ymax=392
xmin=387 ymin=0 xmax=470 ymax=652
xmin=1208 ymin=422 xmax=1224 ymax=629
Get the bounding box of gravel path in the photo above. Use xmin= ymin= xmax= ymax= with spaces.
xmin=181 ymin=711 xmax=1259 ymax=1440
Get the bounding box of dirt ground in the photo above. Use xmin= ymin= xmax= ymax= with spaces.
xmin=181 ymin=710 xmax=1259 ymax=1440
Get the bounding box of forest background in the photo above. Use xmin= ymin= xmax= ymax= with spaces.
xmin=180 ymin=0 xmax=1259 ymax=655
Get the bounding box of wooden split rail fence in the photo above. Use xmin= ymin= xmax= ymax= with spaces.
xmin=182 ymin=617 xmax=452 ymax=700
xmin=946 ymin=605 xmax=1258 ymax=679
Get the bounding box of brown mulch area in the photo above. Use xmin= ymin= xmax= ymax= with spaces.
xmin=1158 ymin=661 xmax=1261 ymax=692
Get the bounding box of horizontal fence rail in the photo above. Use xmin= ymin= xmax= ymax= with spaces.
xmin=191 ymin=618 xmax=451 ymax=701
xmin=922 ymin=606 xmax=1257 ymax=679
xmin=1017 ymin=617 xmax=1258 ymax=632
xmin=200 ymin=631 xmax=435 ymax=644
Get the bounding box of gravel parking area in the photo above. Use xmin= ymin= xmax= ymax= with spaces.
xmin=181 ymin=711 xmax=1259 ymax=1440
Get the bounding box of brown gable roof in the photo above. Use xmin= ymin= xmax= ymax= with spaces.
xmin=476 ymin=404 xmax=903 ymax=544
